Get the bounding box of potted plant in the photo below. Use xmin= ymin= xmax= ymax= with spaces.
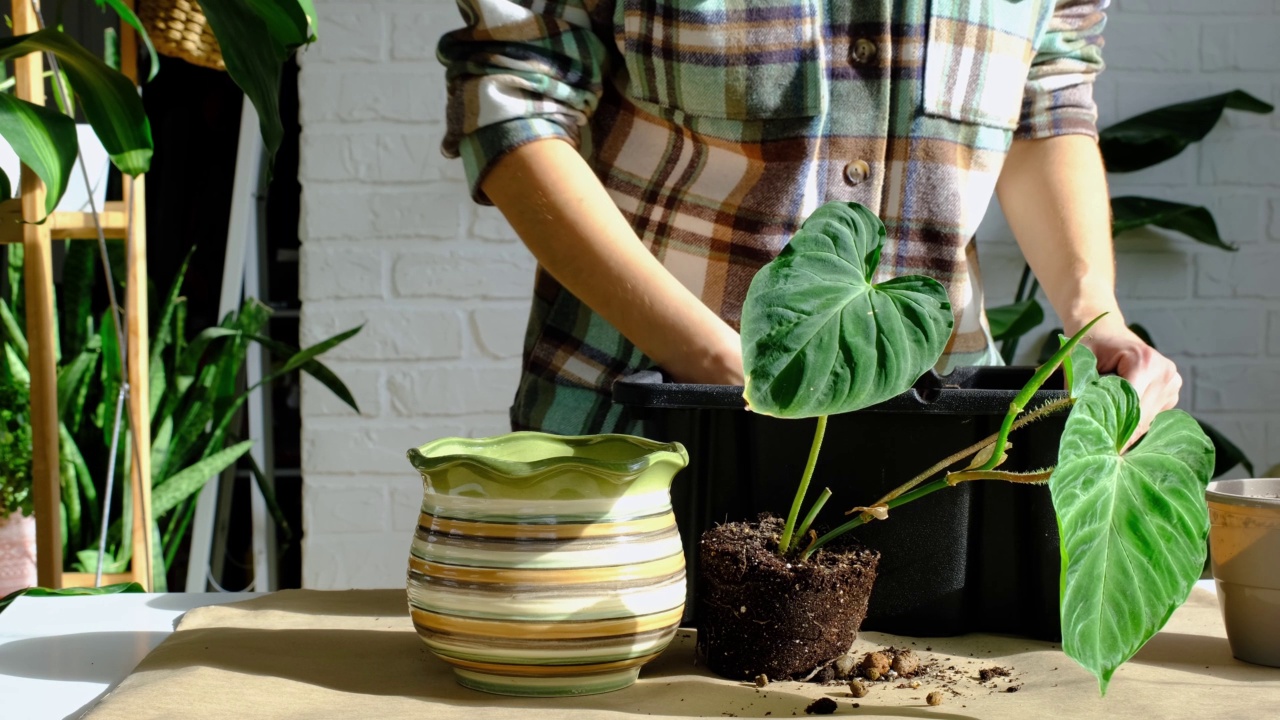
xmin=695 ymin=201 xmax=1214 ymax=694
xmin=1206 ymin=472 xmax=1280 ymax=668
xmin=0 ymin=374 xmax=35 ymax=596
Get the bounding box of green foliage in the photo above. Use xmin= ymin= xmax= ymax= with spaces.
xmin=1110 ymin=197 xmax=1232 ymax=251
xmin=1099 ymin=90 xmax=1273 ymax=173
xmin=987 ymin=297 xmax=1044 ymax=343
xmin=0 ymin=374 xmax=32 ymax=518
xmin=0 ymin=580 xmax=143 ymax=615
xmin=741 ymin=202 xmax=954 ymax=418
xmin=1051 ymin=374 xmax=1215 ymax=693
xmin=0 ymin=93 xmax=77 ymax=216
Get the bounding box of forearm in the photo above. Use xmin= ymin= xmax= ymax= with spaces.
xmin=481 ymin=137 xmax=743 ymax=385
xmin=996 ymin=134 xmax=1122 ymax=334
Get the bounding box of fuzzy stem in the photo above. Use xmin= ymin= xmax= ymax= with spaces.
xmin=944 ymin=469 xmax=1054 ymax=486
xmin=792 ymin=487 xmax=832 ymax=545
xmin=779 ymin=414 xmax=828 ymax=554
xmin=977 ymin=314 xmax=1105 ymax=473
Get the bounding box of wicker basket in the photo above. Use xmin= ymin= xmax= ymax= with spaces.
xmin=138 ymin=0 xmax=225 ymax=71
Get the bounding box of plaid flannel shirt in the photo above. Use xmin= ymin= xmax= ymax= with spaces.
xmin=438 ymin=0 xmax=1107 ymax=436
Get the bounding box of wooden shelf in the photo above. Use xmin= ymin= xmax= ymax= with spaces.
xmin=0 ymin=200 xmax=130 ymax=244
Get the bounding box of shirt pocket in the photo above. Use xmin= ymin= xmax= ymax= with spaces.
xmin=615 ymin=0 xmax=826 ymax=120
xmin=922 ymin=0 xmax=1051 ymax=130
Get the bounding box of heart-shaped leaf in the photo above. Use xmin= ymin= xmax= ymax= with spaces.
xmin=1057 ymin=335 xmax=1099 ymax=399
xmin=741 ymin=202 xmax=954 ymax=418
xmin=1050 ymin=376 xmax=1215 ymax=693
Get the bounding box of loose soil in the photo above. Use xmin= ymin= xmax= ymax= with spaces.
xmin=698 ymin=515 xmax=879 ymax=681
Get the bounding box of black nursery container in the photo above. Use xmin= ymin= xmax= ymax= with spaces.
xmin=613 ymin=366 xmax=1068 ymax=641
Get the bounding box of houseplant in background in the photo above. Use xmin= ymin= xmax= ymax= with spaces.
xmin=405 ymin=433 xmax=689 ymax=696
xmin=988 ymin=90 xmax=1275 ymax=478
xmin=0 ymin=374 xmax=36 ymax=596
xmin=1 ymin=245 xmax=361 ymax=589
xmin=697 ymin=201 xmax=1214 ymax=695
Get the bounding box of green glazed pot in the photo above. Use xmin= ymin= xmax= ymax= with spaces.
xmin=405 ymin=432 xmax=689 ymax=697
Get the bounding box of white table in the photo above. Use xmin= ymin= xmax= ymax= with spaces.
xmin=0 ymin=592 xmax=259 ymax=719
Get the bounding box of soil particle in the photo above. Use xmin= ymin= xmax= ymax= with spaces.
xmin=978 ymin=666 xmax=1012 ymax=683
xmin=804 ymin=698 xmax=838 ymax=715
xmin=815 ymin=666 xmax=836 ymax=684
xmin=848 ymin=679 xmax=868 ymax=698
xmin=1006 ymin=685 xmax=1021 ymax=693
xmin=859 ymin=651 xmax=893 ymax=679
xmin=755 ymin=674 xmax=770 ymax=688
xmin=891 ymin=650 xmax=920 ymax=677
xmin=927 ymin=691 xmax=944 ymax=706
xmin=835 ymin=654 xmax=858 ymax=679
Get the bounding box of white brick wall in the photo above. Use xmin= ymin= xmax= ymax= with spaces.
xmin=297 ymin=0 xmax=1280 ymax=589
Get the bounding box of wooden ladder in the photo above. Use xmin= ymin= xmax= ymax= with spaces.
xmin=1 ymin=0 xmax=152 ymax=590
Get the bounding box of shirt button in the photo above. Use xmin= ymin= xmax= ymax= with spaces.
xmin=852 ymin=38 xmax=877 ymax=65
xmin=844 ymin=160 xmax=871 ymax=186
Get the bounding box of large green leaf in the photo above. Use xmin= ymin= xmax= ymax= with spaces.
xmin=0 ymin=94 xmax=76 ymax=216
xmin=1051 ymin=376 xmax=1215 ymax=693
xmin=0 ymin=581 xmax=142 ymax=615
xmin=1100 ymin=91 xmax=1273 ymax=173
xmin=741 ymin=202 xmax=954 ymax=418
xmin=987 ymin=298 xmax=1044 ymax=342
xmin=0 ymin=30 xmax=152 ymax=175
xmin=1111 ymin=197 xmax=1232 ymax=251
xmin=1059 ymin=336 xmax=1098 ymax=399
xmin=152 ymin=439 xmax=253 ymax=518
xmin=197 ymin=0 xmax=311 ymax=165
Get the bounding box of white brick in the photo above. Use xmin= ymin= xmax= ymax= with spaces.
xmin=300 ymin=131 xmax=450 ymax=184
xmin=1196 ymin=251 xmax=1280 ymax=298
xmin=392 ymin=7 xmax=467 ymax=61
xmin=299 ymin=246 xmax=384 ymax=300
xmin=1209 ymin=194 xmax=1265 ymax=246
xmin=302 ymin=420 xmax=470 ymax=474
xmin=1269 ymin=198 xmax=1280 ymax=241
xmin=1194 ymin=364 xmax=1280 ymax=412
xmin=1201 ymin=134 xmax=1280 ymax=186
xmin=302 ymin=532 xmax=408 ymax=589
xmin=1125 ymin=307 xmax=1261 ymax=357
xmin=1114 ymin=252 xmax=1190 ymax=299
xmin=392 ymin=481 xmax=425 ymax=533
xmin=303 ymin=481 xmax=390 ymax=534
xmin=387 ymin=366 xmax=516 ymax=416
xmin=301 ymin=364 xmax=382 ymax=417
xmin=472 ymin=306 xmax=530 ymax=359
xmin=1202 ymin=22 xmax=1280 ymax=72
xmin=1267 ymin=423 xmax=1280 ymax=476
xmin=1189 ymin=413 xmax=1266 ymax=478
xmin=305 ymin=10 xmax=384 ymax=63
xmin=303 ymin=187 xmax=467 ymax=240
xmin=301 ymin=308 xmax=464 ymax=361
xmin=1269 ymin=312 xmax=1280 ymax=356
xmin=299 ymin=132 xmax=378 ymax=182
xmin=1102 ymin=17 xmax=1199 ymax=72
xmin=392 ymin=250 xmax=535 ymax=300
xmin=298 ymin=68 xmax=445 ymax=124
xmin=1108 ymin=146 xmax=1196 ymax=186
xmin=1113 ymin=79 xmax=1215 ymax=123
xmin=473 ymin=207 xmax=519 ymax=242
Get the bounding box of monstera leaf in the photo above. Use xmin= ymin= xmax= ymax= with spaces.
xmin=1050 ymin=376 xmax=1215 ymax=693
xmin=741 ymin=202 xmax=954 ymax=418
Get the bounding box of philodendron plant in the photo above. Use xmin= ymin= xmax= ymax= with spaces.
xmin=741 ymin=201 xmax=1215 ymax=694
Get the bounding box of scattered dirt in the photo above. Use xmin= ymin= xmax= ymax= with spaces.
xmin=926 ymin=691 xmax=944 ymax=706
xmin=834 ymin=654 xmax=857 ymax=679
xmin=755 ymin=674 xmax=770 ymax=688
xmin=848 ymin=679 xmax=868 ymax=698
xmin=804 ymin=698 xmax=838 ymax=715
xmin=978 ymin=666 xmax=1012 ymax=683
xmin=698 ymin=515 xmax=880 ymax=680
xmin=891 ymin=650 xmax=920 ymax=677
xmin=858 ymin=651 xmax=893 ymax=679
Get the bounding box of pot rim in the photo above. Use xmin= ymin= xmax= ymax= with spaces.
xmin=407 ymin=431 xmax=689 ymax=478
xmin=1206 ymin=478 xmax=1280 ymax=510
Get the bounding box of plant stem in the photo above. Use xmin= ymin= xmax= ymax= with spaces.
xmin=792 ymin=487 xmax=832 ymax=545
xmin=943 ymin=469 xmax=1054 ymax=486
xmin=779 ymin=414 xmax=828 ymax=554
xmin=1013 ymin=263 xmax=1032 ymax=304
xmin=977 ymin=314 xmax=1105 ymax=473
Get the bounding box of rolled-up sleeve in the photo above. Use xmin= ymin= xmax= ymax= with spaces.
xmin=437 ymin=0 xmax=609 ymax=204
xmin=1015 ymin=0 xmax=1108 ymax=140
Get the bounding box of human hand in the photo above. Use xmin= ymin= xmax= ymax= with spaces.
xmin=1073 ymin=317 xmax=1182 ymax=443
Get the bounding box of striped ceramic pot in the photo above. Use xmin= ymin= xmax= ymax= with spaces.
xmin=406 ymin=432 xmax=689 ymax=697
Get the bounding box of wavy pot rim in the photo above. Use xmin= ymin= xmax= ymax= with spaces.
xmin=406 ymin=431 xmax=689 ymax=479
xmin=1206 ymin=478 xmax=1280 ymax=510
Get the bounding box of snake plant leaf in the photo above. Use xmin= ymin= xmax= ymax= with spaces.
xmin=987 ymin=298 xmax=1044 ymax=342
xmin=1111 ymin=196 xmax=1233 ymax=251
xmin=248 ymin=332 xmax=360 ymax=413
xmin=93 ymin=0 xmax=160 ymax=81
xmin=741 ymin=201 xmax=954 ymax=418
xmin=1051 ymin=376 xmax=1215 ymax=694
xmin=0 ymin=30 xmax=152 ymax=175
xmin=1100 ymin=90 xmax=1273 ymax=173
xmin=0 ymin=93 xmax=77 ymax=216
xmin=197 ymin=0 xmax=313 ymax=166
xmin=0 ymin=582 xmax=143 ymax=615
xmin=152 ymin=439 xmax=254 ymax=518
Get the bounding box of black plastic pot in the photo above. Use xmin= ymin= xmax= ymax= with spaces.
xmin=612 ymin=367 xmax=1067 ymax=641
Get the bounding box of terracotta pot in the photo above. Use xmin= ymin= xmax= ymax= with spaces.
xmin=1206 ymin=478 xmax=1280 ymax=667
xmin=0 ymin=512 xmax=37 ymax=597
xmin=405 ymin=432 xmax=689 ymax=696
